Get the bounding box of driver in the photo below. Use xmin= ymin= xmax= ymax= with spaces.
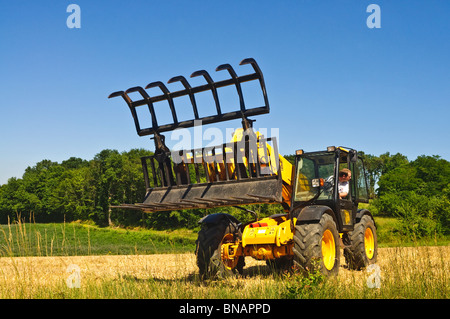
xmin=338 ymin=168 xmax=351 ymax=199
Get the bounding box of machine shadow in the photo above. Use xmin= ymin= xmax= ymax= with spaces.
xmin=119 ymin=263 xmax=281 ymax=287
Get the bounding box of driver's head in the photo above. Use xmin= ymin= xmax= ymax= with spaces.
xmin=339 ymin=168 xmax=351 ymax=182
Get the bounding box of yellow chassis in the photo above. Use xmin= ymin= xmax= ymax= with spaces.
xmin=221 ymin=215 xmax=297 ymax=269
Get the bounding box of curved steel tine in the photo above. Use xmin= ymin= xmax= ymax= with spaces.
xmin=216 ymin=63 xmax=245 ymax=112
xmin=108 ymin=90 xmax=126 ymax=99
xmin=168 ymin=75 xmax=199 ymax=119
xmin=125 ymin=86 xmax=149 ymax=98
xmin=109 ymin=90 xmax=136 ymax=114
xmin=125 ymin=86 xmax=158 ymax=129
xmin=239 ymin=58 xmax=269 ymax=109
xmin=146 ymin=81 xmax=178 ymax=124
xmin=109 ymin=90 xmax=140 ymax=133
xmin=190 ymin=70 xmax=222 ymax=115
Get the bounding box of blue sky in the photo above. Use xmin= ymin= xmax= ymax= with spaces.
xmin=1 ymin=1 xmax=449 ymax=185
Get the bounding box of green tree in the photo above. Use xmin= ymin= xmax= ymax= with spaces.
xmin=373 ymin=154 xmax=450 ymax=236
xmin=410 ymin=155 xmax=450 ymax=197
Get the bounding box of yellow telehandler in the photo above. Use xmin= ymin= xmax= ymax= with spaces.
xmin=109 ymin=58 xmax=378 ymax=277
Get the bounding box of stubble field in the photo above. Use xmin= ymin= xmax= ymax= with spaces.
xmin=0 ymin=246 xmax=447 ymax=299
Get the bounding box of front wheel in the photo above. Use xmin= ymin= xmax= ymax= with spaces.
xmin=344 ymin=214 xmax=378 ymax=270
xmin=293 ymin=213 xmax=340 ymax=276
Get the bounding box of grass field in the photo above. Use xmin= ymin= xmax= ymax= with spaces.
xmin=0 ymin=247 xmax=447 ymax=299
xmin=0 ymin=217 xmax=448 ymax=299
xmin=0 ymin=221 xmax=197 ymax=257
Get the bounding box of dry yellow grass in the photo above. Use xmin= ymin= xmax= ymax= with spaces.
xmin=0 ymin=246 xmax=447 ymax=298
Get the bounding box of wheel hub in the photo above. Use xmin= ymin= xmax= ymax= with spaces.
xmin=321 ymin=229 xmax=336 ymax=270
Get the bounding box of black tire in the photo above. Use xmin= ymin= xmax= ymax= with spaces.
xmin=293 ymin=213 xmax=340 ymax=276
xmin=195 ymin=216 xmax=244 ymax=278
xmin=344 ymin=214 xmax=378 ymax=270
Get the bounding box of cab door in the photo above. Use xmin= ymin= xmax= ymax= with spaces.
xmin=352 ymin=156 xmax=370 ymax=203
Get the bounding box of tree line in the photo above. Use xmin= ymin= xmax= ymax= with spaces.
xmin=364 ymin=152 xmax=449 ymax=237
xmin=0 ymin=149 xmax=448 ymax=236
xmin=0 ymin=149 xmax=151 ymax=226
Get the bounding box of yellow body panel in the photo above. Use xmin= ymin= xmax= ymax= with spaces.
xmin=275 ymin=218 xmax=295 ymax=246
xmin=241 ymin=216 xmax=296 ymax=246
xmin=237 ymin=215 xmax=297 ymax=260
xmin=279 ymin=155 xmax=293 ymax=208
xmin=242 ymin=216 xmax=278 ymax=246
xmin=242 ymin=225 xmax=277 ymax=246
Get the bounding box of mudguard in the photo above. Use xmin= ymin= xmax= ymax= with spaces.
xmin=356 ymin=209 xmax=376 ymax=226
xmin=296 ymin=205 xmax=337 ymax=224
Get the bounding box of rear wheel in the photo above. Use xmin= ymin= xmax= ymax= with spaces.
xmin=344 ymin=214 xmax=378 ymax=270
xmin=293 ymin=213 xmax=340 ymax=276
xmin=195 ymin=216 xmax=244 ymax=278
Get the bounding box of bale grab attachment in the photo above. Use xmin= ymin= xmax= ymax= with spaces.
xmin=109 ymin=58 xmax=283 ymax=213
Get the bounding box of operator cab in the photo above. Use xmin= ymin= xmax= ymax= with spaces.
xmin=291 ymin=146 xmax=370 ymax=232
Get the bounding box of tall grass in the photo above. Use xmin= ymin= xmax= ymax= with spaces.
xmin=0 ymin=216 xmax=196 ymax=257
xmin=0 ymin=216 xmax=92 ymax=257
xmin=0 ymin=246 xmax=447 ymax=299
xmin=0 ymin=215 xmax=447 ymax=299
